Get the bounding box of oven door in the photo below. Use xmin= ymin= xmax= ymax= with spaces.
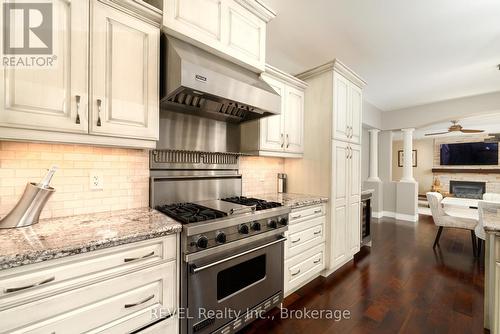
xmin=186 ymin=235 xmax=285 ymax=334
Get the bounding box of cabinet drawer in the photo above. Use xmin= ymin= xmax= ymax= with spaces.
xmin=287 ymin=220 xmax=325 ymax=259
xmin=289 ymin=204 xmax=325 ymax=224
xmin=285 ymin=243 xmax=325 ymax=294
xmin=2 ymin=261 xmax=176 ymax=334
xmin=0 ymin=236 xmax=176 ymax=301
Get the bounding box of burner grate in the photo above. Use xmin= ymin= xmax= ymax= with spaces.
xmin=156 ymin=203 xmax=227 ymax=224
xmin=221 ymin=197 xmax=282 ymax=211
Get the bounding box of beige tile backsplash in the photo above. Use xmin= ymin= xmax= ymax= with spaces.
xmin=239 ymin=156 xmax=285 ymax=196
xmin=0 ymin=141 xmax=149 ymax=220
xmin=0 ymin=141 xmax=285 ymax=220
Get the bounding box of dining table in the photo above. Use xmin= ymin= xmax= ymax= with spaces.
xmin=441 ymin=196 xmax=479 ymax=220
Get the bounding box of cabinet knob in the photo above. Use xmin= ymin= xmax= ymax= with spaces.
xmin=96 ymin=99 xmax=102 ymax=127
xmin=286 ymin=134 xmax=289 ymax=148
xmin=75 ymin=95 xmax=81 ymax=124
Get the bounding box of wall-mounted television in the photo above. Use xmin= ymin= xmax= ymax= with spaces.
xmin=440 ymin=142 xmax=499 ymax=165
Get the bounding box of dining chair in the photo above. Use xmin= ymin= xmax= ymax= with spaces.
xmin=476 ymin=197 xmax=500 ymax=257
xmin=426 ymin=192 xmax=478 ymax=256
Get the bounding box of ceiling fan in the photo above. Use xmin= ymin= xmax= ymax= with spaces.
xmin=424 ymin=120 xmax=484 ymax=136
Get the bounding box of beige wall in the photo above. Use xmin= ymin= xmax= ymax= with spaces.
xmin=0 ymin=141 xmax=149 ymax=220
xmin=392 ymin=138 xmax=434 ymax=194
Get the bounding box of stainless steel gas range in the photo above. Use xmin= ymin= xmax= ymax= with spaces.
xmin=150 ymin=150 xmax=290 ymax=334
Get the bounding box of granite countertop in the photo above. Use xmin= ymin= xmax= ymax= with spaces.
xmin=482 ymin=206 xmax=500 ymax=233
xmin=253 ymin=193 xmax=329 ymax=209
xmin=0 ymin=208 xmax=182 ymax=270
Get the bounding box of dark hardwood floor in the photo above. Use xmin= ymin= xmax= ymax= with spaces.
xmin=241 ymin=215 xmax=486 ymax=334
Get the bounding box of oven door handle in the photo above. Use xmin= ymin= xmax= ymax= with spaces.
xmin=190 ymin=237 xmax=287 ymax=274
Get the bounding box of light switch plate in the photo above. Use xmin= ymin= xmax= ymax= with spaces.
xmin=89 ymin=172 xmax=104 ymax=190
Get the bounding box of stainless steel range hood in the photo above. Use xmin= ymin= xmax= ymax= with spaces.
xmin=160 ymin=35 xmax=281 ymax=123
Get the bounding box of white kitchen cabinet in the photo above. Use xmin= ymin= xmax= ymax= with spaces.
xmin=286 ymin=59 xmax=366 ymax=277
xmin=163 ymin=0 xmax=274 ymax=72
xmin=240 ymin=65 xmax=307 ymax=158
xmin=332 ymin=64 xmax=363 ymax=145
xmin=0 ymin=0 xmax=89 ymax=134
xmin=284 ymin=203 xmax=326 ymax=295
xmin=0 ymin=236 xmax=178 ymax=334
xmin=90 ymin=0 xmax=159 ymax=140
xmin=0 ymin=0 xmax=161 ymax=148
xmin=331 ymin=141 xmax=361 ymax=270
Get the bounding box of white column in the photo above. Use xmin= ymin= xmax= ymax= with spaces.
xmin=367 ymin=129 xmax=381 ymax=182
xmin=401 ymin=128 xmax=416 ymax=183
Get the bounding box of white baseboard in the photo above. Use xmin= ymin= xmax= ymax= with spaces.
xmin=395 ymin=213 xmax=419 ymax=222
xmin=376 ymin=211 xmax=418 ymax=222
xmin=372 ymin=211 xmax=383 ymax=218
xmin=382 ymin=211 xmax=396 ymax=218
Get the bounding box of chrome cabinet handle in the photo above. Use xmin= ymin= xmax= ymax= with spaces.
xmin=291 ymin=238 xmax=301 ymax=244
xmin=291 ymin=269 xmax=301 ymax=276
xmin=124 ymin=294 xmax=155 ymax=308
xmin=286 ymin=134 xmax=289 ymax=148
xmin=291 ymin=214 xmax=302 ymax=219
xmin=313 ymin=259 xmax=321 ymax=264
xmin=123 ymin=251 xmax=155 ymax=263
xmin=313 ymin=209 xmax=322 ymax=214
xmin=4 ymin=276 xmax=55 ymax=293
xmin=280 ymin=133 xmax=284 ymax=148
xmin=314 ymin=230 xmax=322 ymax=235
xmin=96 ymin=99 xmax=102 ymax=126
xmin=75 ymin=95 xmax=81 ymax=124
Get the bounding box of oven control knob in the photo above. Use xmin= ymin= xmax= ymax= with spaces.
xmin=239 ymin=224 xmax=249 ymax=234
xmin=251 ymin=222 xmax=261 ymax=231
xmin=216 ymin=232 xmax=227 ymax=244
xmin=268 ymin=220 xmax=278 ymax=229
xmin=279 ymin=217 xmax=288 ymax=226
xmin=196 ymin=236 xmax=209 ymax=249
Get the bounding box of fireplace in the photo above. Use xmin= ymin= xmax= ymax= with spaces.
xmin=449 ymin=181 xmax=486 ymax=199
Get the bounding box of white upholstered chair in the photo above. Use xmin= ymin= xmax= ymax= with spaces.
xmin=426 ymin=192 xmax=478 ymax=255
xmin=475 ymin=193 xmax=500 ymax=256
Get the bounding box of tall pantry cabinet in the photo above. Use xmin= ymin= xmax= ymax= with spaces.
xmin=284 ymin=60 xmax=366 ymax=274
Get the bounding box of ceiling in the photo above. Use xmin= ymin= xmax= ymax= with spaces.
xmin=264 ymin=0 xmax=500 ymax=111
xmin=395 ymin=113 xmax=500 ymax=139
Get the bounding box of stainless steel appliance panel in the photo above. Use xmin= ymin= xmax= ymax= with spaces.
xmin=150 ymin=175 xmax=242 ymax=207
xmin=157 ymin=111 xmax=241 ymax=152
xmin=185 ymin=236 xmax=284 ymax=334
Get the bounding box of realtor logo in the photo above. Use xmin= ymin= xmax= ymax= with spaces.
xmin=3 ymin=2 xmax=53 ymax=55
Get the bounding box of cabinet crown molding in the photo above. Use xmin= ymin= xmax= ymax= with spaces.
xmin=264 ymin=64 xmax=308 ymax=90
xmin=234 ymin=0 xmax=277 ymax=23
xmin=297 ymin=59 xmax=367 ymax=88
xmin=104 ymin=0 xmax=163 ymax=25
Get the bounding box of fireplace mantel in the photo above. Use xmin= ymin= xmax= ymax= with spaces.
xmin=432 ymin=168 xmax=500 ymax=174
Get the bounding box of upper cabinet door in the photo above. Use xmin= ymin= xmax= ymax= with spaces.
xmin=284 ymin=86 xmax=304 ymax=153
xmin=224 ymin=1 xmax=266 ymax=71
xmin=260 ymin=75 xmax=285 ymax=152
xmin=0 ymin=0 xmax=89 ymax=133
xmin=90 ymin=0 xmax=159 ymax=140
xmin=332 ymin=72 xmax=349 ymax=142
xmin=164 ymin=0 xmax=223 ymax=43
xmin=349 ymin=83 xmax=362 ymax=144
xmin=163 ymin=0 xmax=269 ymax=72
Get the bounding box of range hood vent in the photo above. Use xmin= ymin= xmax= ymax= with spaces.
xmin=160 ymin=35 xmax=280 ymax=123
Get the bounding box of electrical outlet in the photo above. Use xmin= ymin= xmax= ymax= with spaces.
xmin=89 ymin=172 xmax=104 ymax=190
